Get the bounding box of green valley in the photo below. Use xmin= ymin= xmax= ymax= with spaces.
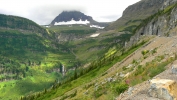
xmin=0 ymin=14 xmax=132 ymax=100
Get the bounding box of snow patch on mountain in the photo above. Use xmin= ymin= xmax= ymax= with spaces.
xmin=90 ymin=25 xmax=104 ymax=29
xmin=54 ymin=19 xmax=90 ymax=25
xmin=90 ymin=33 xmax=100 ymax=37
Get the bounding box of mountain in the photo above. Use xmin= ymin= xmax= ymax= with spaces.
xmin=0 ymin=14 xmax=79 ymax=100
xmin=50 ymin=11 xmax=109 ymax=28
xmin=22 ymin=0 xmax=177 ymax=100
xmin=51 ymin=11 xmax=93 ymax=24
xmin=105 ymin=0 xmax=166 ymax=31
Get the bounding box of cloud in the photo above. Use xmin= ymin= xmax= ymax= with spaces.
xmin=28 ymin=5 xmax=86 ymax=25
xmin=0 ymin=0 xmax=140 ymax=25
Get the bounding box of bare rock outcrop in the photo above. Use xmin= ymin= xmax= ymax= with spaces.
xmin=148 ymin=79 xmax=177 ymax=100
xmin=161 ymin=0 xmax=177 ymax=9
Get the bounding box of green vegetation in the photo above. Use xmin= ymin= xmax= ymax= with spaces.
xmin=75 ymin=34 xmax=130 ymax=63
xmin=0 ymin=15 xmax=81 ymax=100
xmin=50 ymin=25 xmax=133 ymax=64
xmin=0 ymin=14 xmax=137 ymax=100
xmin=115 ymin=83 xmax=128 ymax=94
xmin=118 ymin=19 xmax=142 ymax=32
xmin=141 ymin=50 xmax=149 ymax=56
xmin=0 ymin=28 xmax=78 ymax=99
xmin=22 ymin=40 xmax=146 ymax=100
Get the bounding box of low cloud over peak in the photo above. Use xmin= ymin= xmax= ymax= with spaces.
xmin=0 ymin=0 xmax=140 ymax=25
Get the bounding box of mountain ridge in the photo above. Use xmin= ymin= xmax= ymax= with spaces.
xmin=105 ymin=0 xmax=166 ymax=31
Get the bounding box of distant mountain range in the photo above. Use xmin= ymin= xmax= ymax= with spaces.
xmin=50 ymin=11 xmax=109 ymax=28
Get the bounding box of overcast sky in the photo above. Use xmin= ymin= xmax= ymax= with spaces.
xmin=0 ymin=0 xmax=141 ymax=25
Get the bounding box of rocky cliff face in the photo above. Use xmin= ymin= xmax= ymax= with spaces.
xmin=137 ymin=4 xmax=177 ymax=36
xmin=137 ymin=8 xmax=177 ymax=37
xmin=105 ymin=0 xmax=166 ymax=30
xmin=126 ymin=2 xmax=177 ymax=48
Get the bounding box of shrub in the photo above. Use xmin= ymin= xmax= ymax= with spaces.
xmin=134 ymin=65 xmax=144 ymax=76
xmin=141 ymin=50 xmax=145 ymax=56
xmin=115 ymin=83 xmax=128 ymax=94
xmin=93 ymin=87 xmax=107 ymax=98
xmin=122 ymin=66 xmax=127 ymax=71
xmin=151 ymin=48 xmax=157 ymax=55
xmin=70 ymin=90 xmax=77 ymax=98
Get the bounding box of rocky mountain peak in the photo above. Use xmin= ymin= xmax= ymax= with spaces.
xmin=50 ymin=11 xmax=93 ymax=25
xmin=50 ymin=11 xmax=109 ymax=28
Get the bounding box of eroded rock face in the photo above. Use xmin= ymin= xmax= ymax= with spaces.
xmin=148 ymin=79 xmax=177 ymax=100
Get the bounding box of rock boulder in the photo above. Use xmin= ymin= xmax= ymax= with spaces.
xmin=148 ymin=79 xmax=177 ymax=100
xmin=172 ymin=65 xmax=177 ymax=74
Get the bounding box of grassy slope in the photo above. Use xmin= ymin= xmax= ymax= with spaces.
xmin=32 ymin=39 xmax=146 ymax=100
xmin=51 ymin=37 xmax=176 ymax=100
